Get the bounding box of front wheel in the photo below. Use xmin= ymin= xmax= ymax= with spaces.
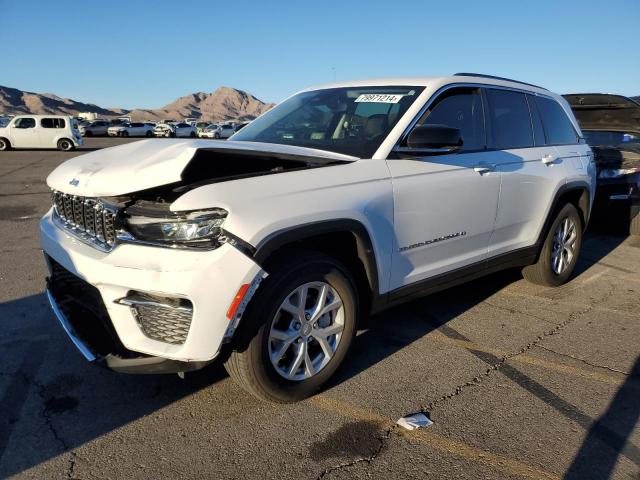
xmin=57 ymin=138 xmax=74 ymax=151
xmin=121 ymin=131 xmax=129 ymax=137
xmin=0 ymin=137 xmax=10 ymax=151
xmin=522 ymin=203 xmax=582 ymax=286
xmin=225 ymin=253 xmax=358 ymax=403
xmin=145 ymin=130 xmax=152 ymax=137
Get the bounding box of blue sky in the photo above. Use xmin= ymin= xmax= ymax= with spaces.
xmin=1 ymin=0 xmax=638 ymax=109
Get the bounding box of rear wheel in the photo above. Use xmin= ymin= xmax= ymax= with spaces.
xmin=121 ymin=131 xmax=129 ymax=137
xmin=145 ymin=130 xmax=152 ymax=137
xmin=522 ymin=203 xmax=582 ymax=286
xmin=0 ymin=137 xmax=10 ymax=151
xmin=57 ymin=138 xmax=74 ymax=151
xmin=225 ymin=253 xmax=358 ymax=403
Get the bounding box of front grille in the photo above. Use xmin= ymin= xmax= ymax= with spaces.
xmin=47 ymin=257 xmax=136 ymax=358
xmin=51 ymin=190 xmax=118 ymax=250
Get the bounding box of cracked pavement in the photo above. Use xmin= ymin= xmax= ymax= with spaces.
xmin=1 ymin=138 xmax=639 ymax=479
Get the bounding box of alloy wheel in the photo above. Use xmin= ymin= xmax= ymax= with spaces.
xmin=268 ymin=281 xmax=344 ymax=381
xmin=551 ymin=217 xmax=577 ymax=275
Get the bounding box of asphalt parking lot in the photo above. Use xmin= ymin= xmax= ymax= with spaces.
xmin=0 ymin=137 xmax=639 ymax=479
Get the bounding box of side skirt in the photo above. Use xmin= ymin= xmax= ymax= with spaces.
xmin=373 ymin=246 xmax=538 ymax=313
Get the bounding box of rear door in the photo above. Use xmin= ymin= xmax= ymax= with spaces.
xmin=386 ymin=86 xmax=501 ymax=290
xmin=486 ymin=89 xmax=568 ymax=256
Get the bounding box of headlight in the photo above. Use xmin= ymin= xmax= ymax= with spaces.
xmin=125 ymin=208 xmax=228 ymax=248
xmin=598 ymin=167 xmax=640 ymax=179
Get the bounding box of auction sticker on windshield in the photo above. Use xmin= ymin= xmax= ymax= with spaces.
xmin=355 ymin=93 xmax=405 ymax=103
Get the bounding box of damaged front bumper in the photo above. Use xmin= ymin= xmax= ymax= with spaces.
xmin=40 ymin=208 xmax=263 ymax=373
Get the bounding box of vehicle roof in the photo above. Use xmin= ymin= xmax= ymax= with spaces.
xmin=300 ymin=75 xmax=552 ymax=96
xmin=11 ymin=114 xmax=73 ymax=118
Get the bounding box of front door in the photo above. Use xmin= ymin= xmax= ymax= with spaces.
xmin=386 ymin=87 xmax=501 ymax=291
xmin=10 ymin=117 xmax=39 ymax=147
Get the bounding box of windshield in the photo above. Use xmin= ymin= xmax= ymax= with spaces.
xmin=583 ymin=130 xmax=640 ymax=148
xmin=232 ymin=86 xmax=424 ymax=158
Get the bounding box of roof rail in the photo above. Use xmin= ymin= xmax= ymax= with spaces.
xmin=453 ymin=73 xmax=548 ymax=91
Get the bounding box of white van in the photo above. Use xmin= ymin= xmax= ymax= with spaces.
xmin=0 ymin=115 xmax=83 ymax=151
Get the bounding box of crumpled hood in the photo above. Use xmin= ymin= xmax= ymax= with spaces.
xmin=46 ymin=139 xmax=357 ymax=197
xmin=563 ymin=93 xmax=640 ymax=134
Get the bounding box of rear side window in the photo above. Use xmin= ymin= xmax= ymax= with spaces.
xmin=526 ymin=95 xmax=546 ymax=146
xmin=485 ymin=89 xmax=533 ymax=149
xmin=415 ymin=87 xmax=485 ymax=151
xmin=535 ymin=97 xmax=578 ymax=145
xmin=41 ymin=118 xmax=66 ymax=128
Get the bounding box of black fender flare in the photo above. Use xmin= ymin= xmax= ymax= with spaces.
xmin=535 ymin=180 xmax=591 ymax=251
xmin=253 ymin=219 xmax=380 ymax=298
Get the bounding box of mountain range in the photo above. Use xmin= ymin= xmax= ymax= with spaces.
xmin=0 ymin=85 xmax=274 ymax=122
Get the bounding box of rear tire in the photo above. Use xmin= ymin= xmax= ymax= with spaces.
xmin=0 ymin=137 xmax=10 ymax=151
xmin=57 ymin=138 xmax=74 ymax=151
xmin=225 ymin=252 xmax=358 ymax=403
xmin=145 ymin=130 xmax=152 ymax=137
xmin=630 ymin=203 xmax=640 ymax=236
xmin=522 ymin=203 xmax=582 ymax=287
xmin=121 ymin=131 xmax=129 ymax=137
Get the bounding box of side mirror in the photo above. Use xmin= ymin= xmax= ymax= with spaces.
xmin=406 ymin=124 xmax=463 ymax=151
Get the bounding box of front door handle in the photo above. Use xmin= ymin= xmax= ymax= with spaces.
xmin=541 ymin=154 xmax=558 ymax=165
xmin=474 ymin=164 xmax=495 ymax=175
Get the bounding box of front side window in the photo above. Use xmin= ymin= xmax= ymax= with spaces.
xmin=41 ymin=118 xmax=66 ymax=129
xmin=485 ymin=89 xmax=534 ymax=150
xmin=14 ymin=117 xmax=36 ymax=129
xmin=232 ymin=86 xmax=424 ymax=158
xmin=535 ymin=96 xmax=578 ymax=145
xmin=412 ymin=87 xmax=485 ymax=151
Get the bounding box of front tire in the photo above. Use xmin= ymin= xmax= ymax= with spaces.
xmin=0 ymin=137 xmax=10 ymax=151
xmin=522 ymin=203 xmax=582 ymax=286
xmin=57 ymin=138 xmax=74 ymax=151
xmin=121 ymin=131 xmax=129 ymax=137
xmin=225 ymin=253 xmax=358 ymax=403
xmin=145 ymin=130 xmax=152 ymax=137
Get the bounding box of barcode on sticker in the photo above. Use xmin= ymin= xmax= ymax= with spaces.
xmin=355 ymin=94 xmax=405 ymax=104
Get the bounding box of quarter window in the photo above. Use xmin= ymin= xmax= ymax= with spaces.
xmin=535 ymin=96 xmax=578 ymax=145
xmin=14 ymin=117 xmax=36 ymax=129
xmin=414 ymin=87 xmax=485 ymax=151
xmin=485 ymin=89 xmax=533 ymax=149
xmin=41 ymin=118 xmax=66 ymax=128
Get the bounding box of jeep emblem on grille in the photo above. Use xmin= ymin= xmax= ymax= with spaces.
xmin=69 ymin=178 xmax=80 ymax=187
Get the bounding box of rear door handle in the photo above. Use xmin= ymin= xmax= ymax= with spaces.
xmin=474 ymin=164 xmax=496 ymax=174
xmin=541 ymin=154 xmax=558 ymax=165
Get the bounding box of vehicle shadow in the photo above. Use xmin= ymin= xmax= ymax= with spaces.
xmin=0 ymin=229 xmax=632 ymax=477
xmin=564 ymin=354 xmax=640 ymax=479
xmin=0 ymin=292 xmax=227 ymax=478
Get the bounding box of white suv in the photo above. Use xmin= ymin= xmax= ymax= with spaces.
xmin=41 ymin=74 xmax=595 ymax=402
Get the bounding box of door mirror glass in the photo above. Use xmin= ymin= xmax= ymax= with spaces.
xmin=407 ymin=124 xmax=462 ymax=150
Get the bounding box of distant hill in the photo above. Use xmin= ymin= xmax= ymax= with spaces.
xmin=0 ymin=85 xmax=274 ymax=122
